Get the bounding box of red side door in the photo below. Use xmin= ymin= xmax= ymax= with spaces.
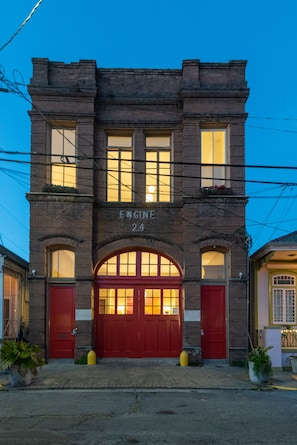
xmin=201 ymin=285 xmax=226 ymax=359
xmin=49 ymin=286 xmax=75 ymax=358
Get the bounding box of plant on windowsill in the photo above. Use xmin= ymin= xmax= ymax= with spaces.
xmin=42 ymin=184 xmax=78 ymax=194
xmin=0 ymin=339 xmax=45 ymax=387
xmin=247 ymin=345 xmax=273 ymax=384
xmin=200 ymin=185 xmax=232 ymax=196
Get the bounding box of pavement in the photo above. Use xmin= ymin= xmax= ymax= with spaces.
xmin=1 ymin=358 xmax=297 ymax=391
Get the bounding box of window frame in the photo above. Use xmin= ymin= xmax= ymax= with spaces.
xmin=50 ymin=127 xmax=77 ymax=188
xmin=106 ymin=134 xmax=133 ymax=202
xmin=145 ymin=134 xmax=172 ymax=203
xmin=271 ymin=274 xmax=296 ymax=325
xmin=201 ymin=128 xmax=228 ymax=188
xmin=48 ymin=248 xmax=75 ymax=280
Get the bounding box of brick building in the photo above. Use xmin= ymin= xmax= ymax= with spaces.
xmin=27 ymin=58 xmax=249 ymax=363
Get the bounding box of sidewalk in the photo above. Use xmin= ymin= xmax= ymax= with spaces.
xmin=1 ymin=358 xmax=297 ymax=390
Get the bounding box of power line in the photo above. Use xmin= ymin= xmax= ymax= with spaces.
xmin=0 ymin=0 xmax=44 ymax=52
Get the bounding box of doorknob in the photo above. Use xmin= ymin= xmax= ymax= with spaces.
xmin=200 ymin=329 xmax=205 ymax=336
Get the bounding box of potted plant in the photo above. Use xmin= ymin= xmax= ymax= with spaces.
xmin=289 ymin=355 xmax=297 ymax=373
xmin=0 ymin=339 xmax=44 ymax=387
xmin=248 ymin=346 xmax=273 ymax=384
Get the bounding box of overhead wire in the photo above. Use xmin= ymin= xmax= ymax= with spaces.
xmin=2 ymin=66 xmax=297 ymax=246
xmin=0 ymin=0 xmax=44 ymax=52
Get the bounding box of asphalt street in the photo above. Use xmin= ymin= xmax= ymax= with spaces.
xmin=0 ymin=388 xmax=297 ymax=444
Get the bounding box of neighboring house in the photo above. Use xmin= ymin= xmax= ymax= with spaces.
xmin=250 ymin=232 xmax=297 ymax=369
xmin=0 ymin=245 xmax=29 ymax=344
xmin=27 ymin=58 xmax=249 ymax=363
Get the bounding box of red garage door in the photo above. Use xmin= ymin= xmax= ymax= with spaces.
xmin=95 ymin=251 xmax=182 ymax=358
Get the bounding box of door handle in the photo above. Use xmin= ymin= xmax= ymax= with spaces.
xmin=200 ymin=329 xmax=205 ymax=336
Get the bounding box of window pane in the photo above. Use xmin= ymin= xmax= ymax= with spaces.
xmin=99 ymin=288 xmax=115 ymax=314
xmin=160 ymin=257 xmax=179 ymax=276
xmin=201 ymin=130 xmax=226 ymax=188
xmin=142 ymin=252 xmax=158 ymax=276
xmin=51 ymin=129 xmax=76 ymax=187
xmin=201 ymin=132 xmax=213 ymax=163
xmin=201 ymin=251 xmax=225 ymax=279
xmin=273 ymin=289 xmax=283 ymax=323
xmin=98 ymin=256 xmax=117 ymax=276
xmin=146 ymin=136 xmax=171 ymax=147
xmin=51 ymin=250 xmax=75 ymax=278
xmin=144 ymin=289 xmax=161 ymax=315
xmin=108 ymin=135 xmax=132 ymax=147
xmin=119 ymin=252 xmax=136 ymax=276
xmin=107 ymin=146 xmax=132 ymax=202
xmin=117 ymin=288 xmax=134 ymax=315
xmin=285 ymin=290 xmax=295 ymax=323
xmin=163 ymin=289 xmax=179 ymax=315
xmin=213 ymin=131 xmax=225 ymax=163
xmin=159 ymin=151 xmax=171 ymax=201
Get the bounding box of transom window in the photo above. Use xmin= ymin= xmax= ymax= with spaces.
xmin=145 ymin=135 xmax=171 ymax=202
xmin=107 ymin=135 xmax=133 ymax=202
xmin=50 ymin=249 xmax=75 ymax=278
xmin=201 ymin=129 xmax=227 ymax=188
xmin=201 ymin=251 xmax=225 ymax=280
xmin=97 ymin=251 xmax=180 ymax=278
xmin=51 ymin=128 xmax=76 ymax=187
xmin=272 ymin=274 xmax=296 ymax=325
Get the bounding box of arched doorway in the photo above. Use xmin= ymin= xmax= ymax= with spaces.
xmin=201 ymin=250 xmax=227 ymax=359
xmin=94 ymin=250 xmax=182 ymax=357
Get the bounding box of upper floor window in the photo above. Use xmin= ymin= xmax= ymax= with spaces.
xmin=145 ymin=135 xmax=171 ymax=202
xmin=272 ymin=274 xmax=296 ymax=325
xmin=51 ymin=128 xmax=76 ymax=187
xmin=201 ymin=129 xmax=227 ymax=188
xmin=201 ymin=251 xmax=225 ymax=280
xmin=50 ymin=249 xmax=75 ymax=278
xmin=107 ymin=135 xmax=133 ymax=202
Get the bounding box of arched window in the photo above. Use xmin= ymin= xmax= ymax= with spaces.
xmin=50 ymin=249 xmax=75 ymax=278
xmin=97 ymin=251 xmax=180 ymax=278
xmin=201 ymin=251 xmax=225 ymax=280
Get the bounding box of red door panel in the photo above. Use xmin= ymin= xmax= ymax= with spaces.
xmin=95 ymin=286 xmax=181 ymax=358
xmin=96 ymin=315 xmax=138 ymax=357
xmin=201 ymin=285 xmax=226 ymax=359
xmin=49 ymin=286 xmax=75 ymax=358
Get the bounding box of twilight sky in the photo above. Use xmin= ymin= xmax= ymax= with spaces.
xmin=1 ymin=0 xmax=297 ymax=261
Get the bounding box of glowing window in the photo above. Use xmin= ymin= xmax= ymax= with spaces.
xmin=163 ymin=289 xmax=179 ymax=315
xmin=144 ymin=289 xmax=161 ymax=315
xmin=51 ymin=128 xmax=76 ymax=187
xmin=141 ymin=252 xmax=158 ymax=276
xmin=201 ymin=130 xmax=227 ymax=188
xmin=107 ymin=135 xmax=133 ymax=202
xmin=201 ymin=251 xmax=225 ymax=280
xmin=51 ymin=250 xmax=75 ymax=278
xmin=99 ymin=288 xmax=134 ymax=315
xmin=97 ymin=251 xmax=180 ymax=278
xmin=119 ymin=252 xmax=136 ymax=276
xmin=145 ymin=135 xmax=171 ymax=202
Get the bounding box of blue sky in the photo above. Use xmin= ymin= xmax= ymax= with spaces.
xmin=1 ymin=0 xmax=297 ymax=261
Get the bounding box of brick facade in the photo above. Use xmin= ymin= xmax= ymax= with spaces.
xmin=27 ymin=58 xmax=249 ymax=363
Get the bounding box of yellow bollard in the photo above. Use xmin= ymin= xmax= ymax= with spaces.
xmin=87 ymin=349 xmax=96 ymax=365
xmin=179 ymin=350 xmax=188 ymax=367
